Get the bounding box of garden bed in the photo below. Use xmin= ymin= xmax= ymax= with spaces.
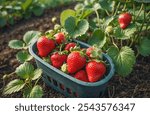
xmin=0 ymin=4 xmax=150 ymax=98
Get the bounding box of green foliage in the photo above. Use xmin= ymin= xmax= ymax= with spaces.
xmin=0 ymin=0 xmax=74 ymax=28
xmin=23 ymin=31 xmax=40 ymax=45
xmin=15 ymin=62 xmax=34 ymax=79
xmin=88 ymin=29 xmax=106 ymax=48
xmin=64 ymin=16 xmax=89 ymax=38
xmin=29 ymin=85 xmax=43 ymax=98
xmin=107 ymin=46 xmax=136 ymax=77
xmin=3 ymin=79 xmax=25 ymax=95
xmin=137 ymin=38 xmax=150 ymax=56
xmin=74 ymin=0 xmax=150 ymax=77
xmin=60 ymin=9 xmax=76 ymax=26
xmin=4 ymin=31 xmax=43 ymax=98
xmin=8 ymin=40 xmax=25 ymax=49
xmin=16 ymin=51 xmax=33 ymax=63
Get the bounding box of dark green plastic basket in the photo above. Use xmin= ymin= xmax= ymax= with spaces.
xmin=29 ymin=40 xmax=115 ymax=98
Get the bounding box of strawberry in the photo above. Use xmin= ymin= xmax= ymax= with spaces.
xmin=50 ymin=52 xmax=67 ymax=68
xmin=67 ymin=51 xmax=86 ymax=74
xmin=118 ymin=13 xmax=132 ymax=29
xmin=86 ymin=61 xmax=106 ymax=82
xmin=86 ymin=47 xmax=94 ymax=58
xmin=74 ymin=70 xmax=88 ymax=82
xmin=65 ymin=42 xmax=76 ymax=51
xmin=55 ymin=32 xmax=65 ymax=44
xmin=37 ymin=36 xmax=55 ymax=57
xmin=86 ymin=47 xmax=102 ymax=59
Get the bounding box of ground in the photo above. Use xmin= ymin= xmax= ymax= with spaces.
xmin=0 ymin=4 xmax=150 ymax=98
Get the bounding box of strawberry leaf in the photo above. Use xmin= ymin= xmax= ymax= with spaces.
xmin=114 ymin=24 xmax=136 ymax=39
xmin=8 ymin=40 xmax=25 ymax=49
xmin=107 ymin=46 xmax=136 ymax=77
xmin=32 ymin=69 xmax=42 ymax=80
xmin=16 ymin=51 xmax=33 ymax=63
xmin=137 ymin=38 xmax=150 ymax=56
xmin=23 ymin=31 xmax=41 ymax=45
xmin=15 ymin=62 xmax=34 ymax=79
xmin=64 ymin=16 xmax=89 ymax=38
xmin=32 ymin=6 xmax=44 ymax=16
xmin=87 ymin=29 xmax=106 ymax=48
xmin=3 ymin=79 xmax=25 ymax=95
xmin=60 ymin=9 xmax=76 ymax=27
xmin=29 ymin=85 xmax=43 ymax=98
xmin=23 ymin=87 xmax=32 ymax=98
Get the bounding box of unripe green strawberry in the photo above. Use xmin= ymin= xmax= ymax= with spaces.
xmin=37 ymin=36 xmax=55 ymax=57
xmin=67 ymin=51 xmax=86 ymax=74
xmin=86 ymin=61 xmax=106 ymax=82
xmin=105 ymin=26 xmax=113 ymax=33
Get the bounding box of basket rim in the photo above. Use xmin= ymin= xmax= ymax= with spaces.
xmin=29 ymin=39 xmax=115 ymax=87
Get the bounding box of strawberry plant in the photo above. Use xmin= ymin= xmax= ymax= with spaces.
xmin=3 ymin=31 xmax=44 ymax=98
xmin=59 ymin=0 xmax=150 ymax=77
xmin=0 ymin=0 xmax=74 ymax=28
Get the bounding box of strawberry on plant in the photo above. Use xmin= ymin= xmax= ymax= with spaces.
xmin=37 ymin=36 xmax=55 ymax=57
xmin=65 ymin=42 xmax=76 ymax=51
xmin=74 ymin=70 xmax=88 ymax=82
xmin=118 ymin=13 xmax=132 ymax=29
xmin=55 ymin=32 xmax=66 ymax=44
xmin=50 ymin=52 xmax=67 ymax=68
xmin=86 ymin=61 xmax=106 ymax=82
xmin=67 ymin=51 xmax=86 ymax=74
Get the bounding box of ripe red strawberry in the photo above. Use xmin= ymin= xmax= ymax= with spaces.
xmin=67 ymin=51 xmax=86 ymax=74
xmin=118 ymin=13 xmax=132 ymax=29
xmin=55 ymin=32 xmax=65 ymax=44
xmin=65 ymin=43 xmax=76 ymax=51
xmin=74 ymin=70 xmax=88 ymax=82
xmin=86 ymin=61 xmax=106 ymax=82
xmin=37 ymin=36 xmax=55 ymax=57
xmin=86 ymin=47 xmax=93 ymax=58
xmin=50 ymin=53 xmax=67 ymax=68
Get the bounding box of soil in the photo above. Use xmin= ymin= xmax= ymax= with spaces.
xmin=0 ymin=4 xmax=150 ymax=98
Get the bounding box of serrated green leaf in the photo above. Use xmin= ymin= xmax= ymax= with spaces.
xmin=107 ymin=46 xmax=136 ymax=77
xmin=15 ymin=62 xmax=34 ymax=79
xmin=64 ymin=16 xmax=89 ymax=38
xmin=23 ymin=31 xmax=40 ymax=45
xmin=3 ymin=79 xmax=25 ymax=95
xmin=124 ymin=24 xmax=136 ymax=37
xmin=32 ymin=69 xmax=42 ymax=80
xmin=8 ymin=40 xmax=25 ymax=49
xmin=88 ymin=29 xmax=106 ymax=48
xmin=32 ymin=6 xmax=44 ymax=16
xmin=60 ymin=9 xmax=76 ymax=26
xmin=99 ymin=0 xmax=115 ymax=11
xmin=23 ymin=87 xmax=31 ymax=98
xmin=80 ymin=8 xmax=94 ymax=19
xmin=114 ymin=27 xmax=126 ymax=39
xmin=137 ymin=38 xmax=150 ymax=56
xmin=16 ymin=51 xmax=33 ymax=63
xmin=30 ymin=85 xmax=43 ymax=98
